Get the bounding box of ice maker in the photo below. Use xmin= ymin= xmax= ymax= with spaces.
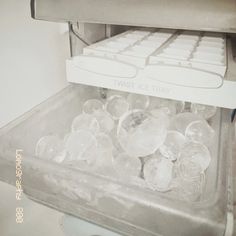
xmin=0 ymin=1 xmax=235 ymax=236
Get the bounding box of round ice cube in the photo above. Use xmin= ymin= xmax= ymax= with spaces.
xmin=71 ymin=113 xmax=100 ymax=133
xmin=94 ymin=133 xmax=114 ymax=167
xmin=172 ymin=175 xmax=205 ymax=202
xmin=159 ymin=131 xmax=186 ymax=161
xmin=117 ymin=110 xmax=167 ymax=157
xmin=93 ymin=110 xmax=115 ymax=133
xmin=35 ymin=135 xmax=64 ymax=160
xmin=96 ymin=133 xmax=113 ymax=151
xmin=105 ymin=95 xmax=129 ymax=120
xmin=65 ymin=130 xmax=97 ymax=161
xmin=83 ymin=99 xmax=104 ymax=114
xmin=150 ymin=109 xmax=170 ymax=128
xmin=179 ymin=142 xmax=211 ymax=171
xmin=185 ymin=120 xmax=215 ymax=146
xmin=113 ymin=153 xmax=142 ymax=178
xmin=149 ymin=97 xmax=176 ymax=116
xmin=190 ymin=103 xmax=217 ymax=120
xmin=175 ymin=157 xmax=203 ymax=180
xmin=127 ymin=93 xmax=150 ymax=110
xmin=143 ymin=157 xmax=173 ymax=191
xmin=169 ymin=112 xmax=202 ymax=134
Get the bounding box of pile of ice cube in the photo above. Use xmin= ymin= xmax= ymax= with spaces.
xmin=35 ymin=89 xmax=216 ymax=201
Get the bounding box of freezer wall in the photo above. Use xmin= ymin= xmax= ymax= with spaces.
xmin=0 ymin=0 xmax=69 ymax=128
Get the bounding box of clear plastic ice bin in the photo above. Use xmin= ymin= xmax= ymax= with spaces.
xmin=0 ymin=84 xmax=233 ymax=236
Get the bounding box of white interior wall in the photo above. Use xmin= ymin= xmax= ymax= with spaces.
xmin=0 ymin=0 xmax=70 ymax=128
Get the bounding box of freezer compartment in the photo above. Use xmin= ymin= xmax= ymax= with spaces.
xmin=0 ymin=84 xmax=233 ymax=236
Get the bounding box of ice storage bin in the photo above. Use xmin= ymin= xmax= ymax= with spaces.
xmin=0 ymin=84 xmax=233 ymax=236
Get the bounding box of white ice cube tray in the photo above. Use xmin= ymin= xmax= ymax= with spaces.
xmin=149 ymin=31 xmax=226 ymax=75
xmin=83 ymin=30 xmax=226 ymax=74
xmin=66 ymin=29 xmax=236 ymax=109
xmin=83 ymin=29 xmax=176 ymax=68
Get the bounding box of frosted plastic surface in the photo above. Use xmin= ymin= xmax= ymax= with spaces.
xmin=0 ymin=85 xmax=231 ymax=236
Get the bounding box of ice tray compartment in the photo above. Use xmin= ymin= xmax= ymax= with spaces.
xmin=0 ymin=84 xmax=232 ymax=236
xmin=67 ymin=29 xmax=236 ymax=109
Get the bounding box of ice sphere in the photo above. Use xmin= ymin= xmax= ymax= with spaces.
xmin=169 ymin=112 xmax=202 ymax=134
xmin=83 ymin=99 xmax=104 ymax=114
xmin=149 ymin=97 xmax=176 ymax=116
xmin=127 ymin=93 xmax=150 ymax=110
xmin=71 ymin=113 xmax=100 ymax=133
xmin=35 ymin=135 xmax=64 ymax=160
xmin=191 ymin=103 xmax=217 ymax=120
xmin=159 ymin=131 xmax=186 ymax=161
xmin=185 ymin=120 xmax=215 ymax=146
xmin=175 ymin=157 xmax=203 ymax=180
xmin=113 ymin=153 xmax=142 ymax=178
xmin=86 ymin=133 xmax=113 ymax=168
xmin=172 ymin=175 xmax=205 ymax=201
xmin=150 ymin=109 xmax=170 ymax=128
xmin=179 ymin=142 xmax=211 ymax=171
xmin=96 ymin=133 xmax=113 ymax=151
xmin=93 ymin=110 xmax=115 ymax=133
xmin=143 ymin=157 xmax=173 ymax=191
xmin=94 ymin=133 xmax=114 ymax=167
xmin=117 ymin=110 xmax=167 ymax=157
xmin=65 ymin=130 xmax=97 ymax=161
xmin=105 ymin=95 xmax=129 ymax=120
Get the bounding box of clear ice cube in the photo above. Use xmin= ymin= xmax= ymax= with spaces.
xmin=113 ymin=153 xmax=142 ymax=178
xmin=191 ymin=103 xmax=217 ymax=120
xmin=179 ymin=142 xmax=211 ymax=171
xmin=175 ymin=157 xmax=203 ymax=180
xmin=65 ymin=130 xmax=97 ymax=161
xmin=71 ymin=113 xmax=100 ymax=133
xmin=185 ymin=120 xmax=215 ymax=146
xmin=94 ymin=133 xmax=114 ymax=167
xmin=35 ymin=135 xmax=64 ymax=160
xmin=143 ymin=157 xmax=173 ymax=191
xmin=96 ymin=133 xmax=113 ymax=151
xmin=105 ymin=95 xmax=129 ymax=120
xmin=169 ymin=112 xmax=202 ymax=134
xmin=127 ymin=93 xmax=150 ymax=110
xmin=83 ymin=99 xmax=104 ymax=114
xmin=93 ymin=110 xmax=115 ymax=133
xmin=159 ymin=131 xmax=186 ymax=161
xmin=150 ymin=109 xmax=170 ymax=128
xmin=172 ymin=175 xmax=205 ymax=202
xmin=149 ymin=97 xmax=177 ymax=116
xmin=117 ymin=110 xmax=167 ymax=157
